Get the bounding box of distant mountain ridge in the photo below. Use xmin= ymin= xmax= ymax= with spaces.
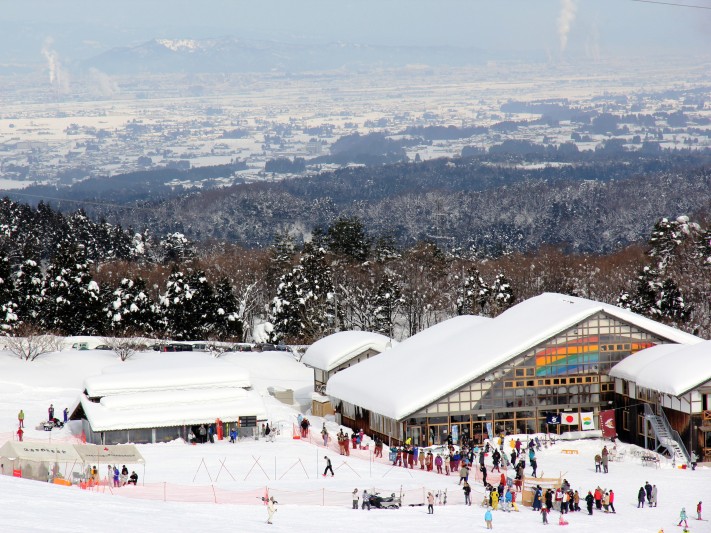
xmin=82 ymin=36 xmax=490 ymax=74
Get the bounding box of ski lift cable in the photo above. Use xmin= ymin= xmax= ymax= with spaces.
xmin=629 ymin=0 xmax=711 ymax=10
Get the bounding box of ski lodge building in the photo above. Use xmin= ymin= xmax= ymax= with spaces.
xmin=300 ymin=331 xmax=396 ymax=416
xmin=326 ymin=293 xmax=703 ymax=452
xmin=609 ymin=340 xmax=711 ymax=463
xmin=72 ymin=359 xmax=266 ymax=445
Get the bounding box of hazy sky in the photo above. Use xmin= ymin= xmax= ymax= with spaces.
xmin=2 ymin=0 xmax=710 ymax=63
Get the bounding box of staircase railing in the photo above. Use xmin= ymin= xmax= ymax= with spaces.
xmin=643 ymin=403 xmax=690 ymax=464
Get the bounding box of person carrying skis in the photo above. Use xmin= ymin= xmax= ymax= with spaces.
xmin=678 ymin=507 xmax=689 ymax=528
xmin=323 ymin=456 xmax=334 ymax=477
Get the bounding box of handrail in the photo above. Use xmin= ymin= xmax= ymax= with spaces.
xmin=643 ymin=403 xmax=689 ymax=464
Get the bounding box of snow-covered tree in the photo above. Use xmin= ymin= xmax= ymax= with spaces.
xmin=373 ymin=275 xmax=403 ymax=337
xmin=269 ymin=244 xmax=335 ymax=343
xmin=488 ymin=272 xmax=515 ymax=316
xmin=326 ymin=216 xmax=370 ymax=262
xmin=13 ymin=256 xmax=45 ymax=327
xmin=105 ymin=277 xmax=157 ymax=336
xmin=455 ymin=268 xmax=490 ymax=315
xmin=161 ymin=232 xmax=196 ymax=264
xmin=160 ymin=268 xmax=217 ymax=340
xmin=0 ymin=250 xmax=18 ymax=331
xmin=213 ymin=277 xmax=244 ymax=342
xmin=41 ymin=243 xmax=104 ymax=335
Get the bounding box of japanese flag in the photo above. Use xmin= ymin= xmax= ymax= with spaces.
xmin=561 ymin=413 xmax=579 ymax=425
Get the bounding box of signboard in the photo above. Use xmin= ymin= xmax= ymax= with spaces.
xmin=238 ymin=416 xmax=257 ymax=428
xmin=599 ymin=409 xmax=616 ymax=438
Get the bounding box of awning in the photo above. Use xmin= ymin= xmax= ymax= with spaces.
xmin=74 ymin=444 xmax=145 ymax=464
xmin=0 ymin=441 xmax=82 ymax=462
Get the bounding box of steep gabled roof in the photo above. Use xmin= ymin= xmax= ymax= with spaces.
xmin=326 ymin=293 xmax=702 ymax=420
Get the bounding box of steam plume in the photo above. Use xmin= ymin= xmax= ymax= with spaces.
xmin=557 ymin=0 xmax=578 ymax=53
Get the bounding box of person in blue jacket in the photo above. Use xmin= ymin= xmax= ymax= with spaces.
xmin=484 ymin=507 xmax=493 ymax=529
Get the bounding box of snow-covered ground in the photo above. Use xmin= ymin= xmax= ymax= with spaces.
xmin=0 ymin=347 xmax=708 ymax=532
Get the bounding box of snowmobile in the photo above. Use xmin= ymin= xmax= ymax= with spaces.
xmin=368 ymin=492 xmax=401 ymax=509
xmin=42 ymin=418 xmax=64 ymax=431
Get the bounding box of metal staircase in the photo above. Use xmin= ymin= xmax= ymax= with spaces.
xmin=644 ymin=403 xmax=690 ymax=465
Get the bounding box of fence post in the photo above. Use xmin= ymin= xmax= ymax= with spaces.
xmin=322 ymin=488 xmax=325 ymax=506
xmin=212 ymin=484 xmax=217 ymax=504
xmin=163 ymin=482 xmax=167 ymax=502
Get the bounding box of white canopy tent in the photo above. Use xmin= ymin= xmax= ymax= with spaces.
xmin=0 ymin=441 xmax=144 ymax=483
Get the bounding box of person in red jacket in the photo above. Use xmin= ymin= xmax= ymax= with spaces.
xmin=608 ymin=489 xmax=616 ymax=513
xmin=594 ymin=486 xmax=603 ymax=510
xmin=17 ymin=427 xmax=23 ymax=442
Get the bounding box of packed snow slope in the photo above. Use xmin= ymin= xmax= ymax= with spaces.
xmin=0 ymin=348 xmax=708 ymax=532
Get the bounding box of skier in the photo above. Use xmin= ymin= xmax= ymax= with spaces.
xmin=352 ymin=488 xmax=359 ymax=509
xmin=427 ymin=491 xmax=435 ymax=514
xmin=17 ymin=409 xmax=24 ymax=428
xmin=541 ymin=505 xmax=549 ymax=524
xmin=323 ymin=456 xmax=334 ymax=477
xmin=484 ymin=507 xmax=493 ymax=529
xmin=678 ymin=507 xmax=689 ymax=528
xmin=267 ymin=496 xmax=277 ymax=524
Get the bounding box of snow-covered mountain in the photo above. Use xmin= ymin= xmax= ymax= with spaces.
xmin=82 ymin=37 xmax=489 ymax=74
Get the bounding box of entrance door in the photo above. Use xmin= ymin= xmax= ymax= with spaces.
xmin=407 ymin=426 xmax=423 ymax=447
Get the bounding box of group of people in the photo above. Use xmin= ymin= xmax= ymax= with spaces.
xmin=333 ymin=428 xmax=365 ymax=455
xmin=16 ymin=404 xmax=69 ymax=441
xmin=594 ymin=445 xmax=611 ymax=473
xmin=85 ymin=464 xmax=138 ymax=486
xmin=637 ymin=480 xmax=658 ymax=508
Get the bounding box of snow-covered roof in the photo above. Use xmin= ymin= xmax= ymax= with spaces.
xmin=326 ymin=293 xmax=703 ymax=420
xmin=609 ymin=340 xmax=711 ymax=396
xmin=80 ymin=388 xmax=266 ymax=431
xmin=84 ymin=364 xmax=251 ymax=397
xmin=0 ymin=442 xmax=145 ymax=465
xmin=300 ymin=331 xmax=397 ymax=372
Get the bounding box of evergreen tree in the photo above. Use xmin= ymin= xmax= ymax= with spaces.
xmin=0 ymin=249 xmax=18 ymax=332
xmin=41 ymin=243 xmax=104 ymax=335
xmin=373 ymin=275 xmax=402 ymax=337
xmin=269 ymin=244 xmax=335 ymax=343
xmin=266 ymin=231 xmax=296 ymax=289
xmin=161 ymin=232 xmax=196 ymax=264
xmin=213 ymin=277 xmax=244 ymax=342
xmin=161 ymin=268 xmax=217 ymax=340
xmin=488 ymin=272 xmax=515 ymax=316
xmin=326 ymin=216 xmax=370 ymax=262
xmin=657 ymin=278 xmax=691 ymax=325
xmin=13 ymin=255 xmax=45 ymax=327
xmin=106 ymin=277 xmax=157 ymax=336
xmin=455 ymin=268 xmax=490 ymax=315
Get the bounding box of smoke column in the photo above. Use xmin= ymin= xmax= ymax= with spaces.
xmin=557 ymin=0 xmax=577 ymax=53
xmin=41 ymin=37 xmax=59 ymax=85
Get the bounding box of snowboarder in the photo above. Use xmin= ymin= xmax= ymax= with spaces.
xmin=427 ymin=491 xmax=435 ymax=514
xmin=678 ymin=507 xmax=689 ymax=528
xmin=352 ymin=488 xmax=359 ymax=509
xmin=323 ymin=456 xmax=334 ymax=477
xmin=17 ymin=410 xmax=24 ymax=428
xmin=267 ymin=496 xmax=277 ymax=524
xmin=484 ymin=507 xmax=493 ymax=529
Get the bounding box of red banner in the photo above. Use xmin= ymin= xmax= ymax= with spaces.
xmin=599 ymin=409 xmax=616 ymax=438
